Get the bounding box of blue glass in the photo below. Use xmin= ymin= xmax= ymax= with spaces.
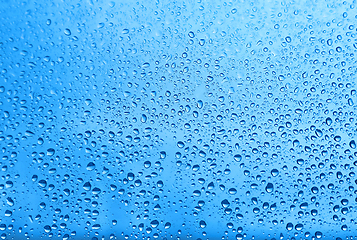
xmin=0 ymin=0 xmax=356 ymax=239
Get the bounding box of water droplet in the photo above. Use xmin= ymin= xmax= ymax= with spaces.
xmin=38 ymin=180 xmax=47 ymax=188
xmin=150 ymin=220 xmax=159 ymax=228
xmin=271 ymin=169 xmax=279 ymax=177
xmin=265 ymin=183 xmax=274 ymax=193
xmin=86 ymin=162 xmax=95 ymax=171
xmin=141 ymin=114 xmax=147 ymax=123
xmin=64 ymin=28 xmax=71 ymax=36
xmin=92 ymin=224 xmax=101 ymax=230
xmin=199 ymin=220 xmax=206 ymax=228
xmin=164 ymin=222 xmax=171 ymax=229
xmin=188 ymin=31 xmax=195 ymax=38
xmin=46 ymin=148 xmax=55 ymax=156
xmin=83 ymin=182 xmax=91 ymax=191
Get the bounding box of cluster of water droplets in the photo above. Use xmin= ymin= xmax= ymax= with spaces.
xmin=1 ymin=0 xmax=357 ymax=239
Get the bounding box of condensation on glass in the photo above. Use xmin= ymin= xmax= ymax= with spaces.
xmin=0 ymin=0 xmax=356 ymax=239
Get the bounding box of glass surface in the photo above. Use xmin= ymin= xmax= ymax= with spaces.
xmin=0 ymin=0 xmax=356 ymax=239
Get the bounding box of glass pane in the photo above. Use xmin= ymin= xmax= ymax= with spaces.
xmin=0 ymin=0 xmax=355 ymax=239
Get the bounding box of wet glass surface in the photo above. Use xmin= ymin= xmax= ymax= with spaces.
xmin=1 ymin=0 xmax=357 ymax=239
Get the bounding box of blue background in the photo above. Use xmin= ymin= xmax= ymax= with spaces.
xmin=1 ymin=0 xmax=357 ymax=239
